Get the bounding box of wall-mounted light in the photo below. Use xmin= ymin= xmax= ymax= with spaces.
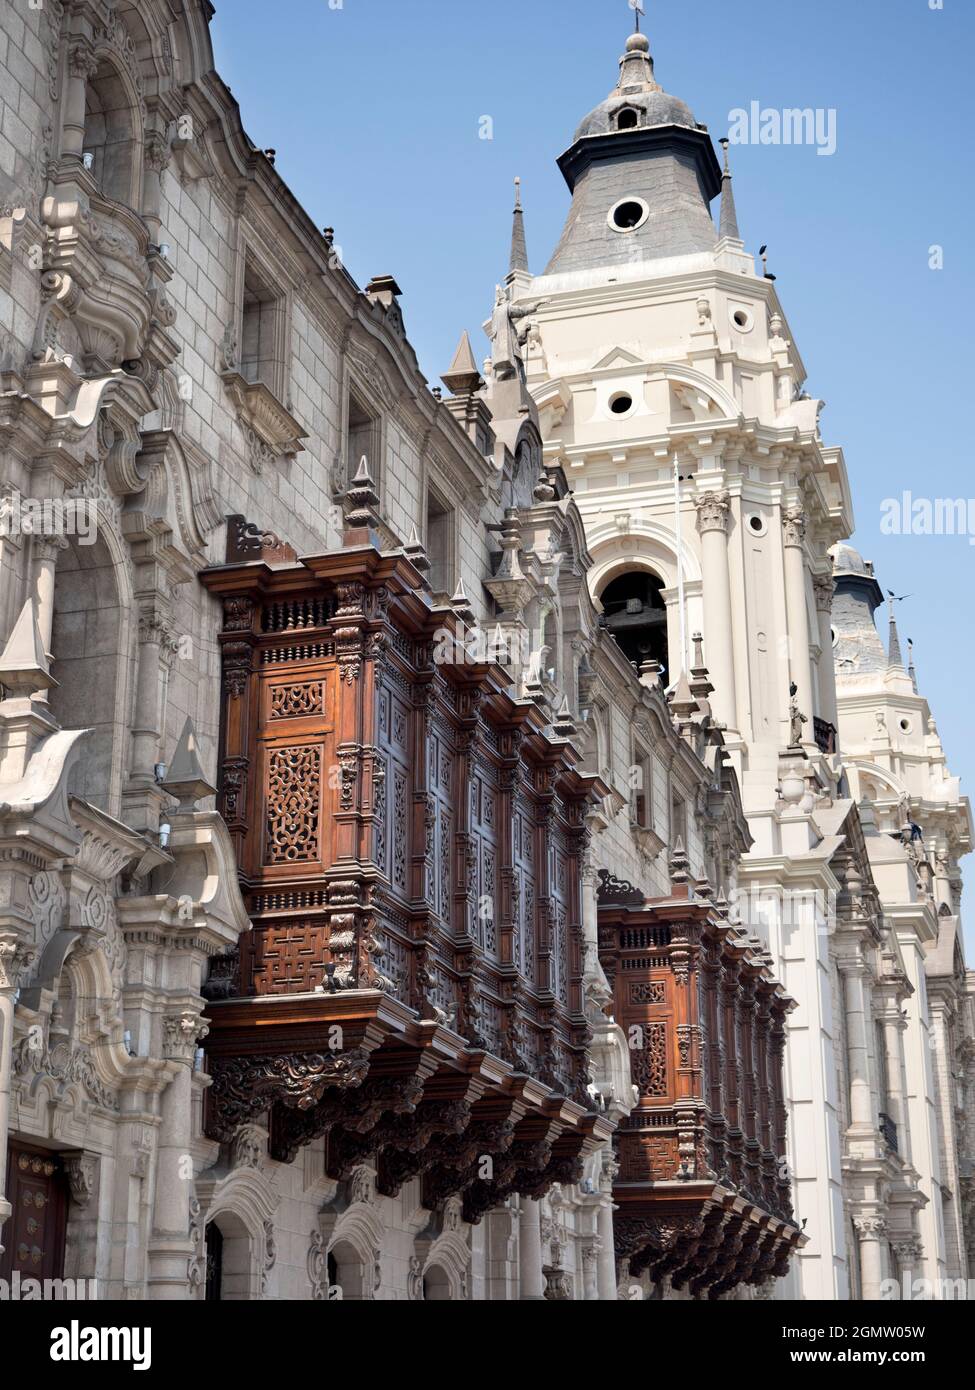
xmin=123 ymin=1030 xmax=134 ymax=1056
xmin=82 ymin=152 xmax=94 ymax=170
xmin=154 ymin=763 xmax=167 ymax=783
xmin=193 ymin=1047 xmax=205 ymax=1073
xmin=158 ymin=243 xmax=171 ymax=261
xmin=159 ymin=822 xmax=172 ymax=849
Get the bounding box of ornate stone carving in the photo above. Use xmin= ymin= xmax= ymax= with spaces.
xmin=64 ymin=1153 xmax=99 ymax=1210
xmin=695 ymin=491 xmax=731 ymax=535
xmin=782 ymin=507 xmax=807 ymax=548
xmin=163 ymin=1011 xmax=209 ymax=1062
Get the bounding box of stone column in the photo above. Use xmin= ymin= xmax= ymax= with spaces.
xmin=147 ymin=1010 xmax=208 ymax=1300
xmin=838 ymin=956 xmax=874 ymax=1128
xmin=812 ymin=574 xmax=838 ymax=734
xmin=131 ymin=606 xmax=174 ymax=788
xmin=695 ymin=492 xmax=738 ymax=732
xmin=142 ymin=131 xmax=171 ymax=247
xmin=597 ymin=1150 xmax=619 ymax=1300
xmin=892 ymin=1238 xmax=923 ymax=1297
xmin=0 ymin=943 xmax=20 ymax=1258
xmin=518 ymin=1198 xmax=545 ymax=1300
xmin=31 ymin=535 xmax=68 ymax=703
xmin=63 ymin=44 xmax=99 ymax=161
xmin=878 ymin=994 xmax=911 ymax=1162
xmin=782 ymin=506 xmax=814 ymax=731
xmin=854 ymin=1215 xmax=888 ymax=1301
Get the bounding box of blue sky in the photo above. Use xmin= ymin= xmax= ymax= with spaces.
xmin=211 ymin=0 xmax=974 ymax=934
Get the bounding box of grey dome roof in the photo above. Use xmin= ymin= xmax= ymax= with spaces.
xmin=572 ymin=32 xmax=701 ymax=143
xmin=574 ymin=89 xmax=698 ymax=141
xmin=830 ymin=542 xmax=871 ymax=577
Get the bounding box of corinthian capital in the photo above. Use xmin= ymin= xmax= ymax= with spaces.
xmin=695 ymin=491 xmax=731 ymax=535
xmin=782 ymin=507 xmax=807 ymax=547
xmin=812 ymin=574 xmax=835 ymax=613
xmin=163 ymin=1010 xmax=209 ymax=1062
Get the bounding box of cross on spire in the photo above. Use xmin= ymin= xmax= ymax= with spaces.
xmin=629 ymin=0 xmax=645 ymax=34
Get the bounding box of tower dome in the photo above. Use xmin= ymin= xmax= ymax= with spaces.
xmin=572 ymin=31 xmax=700 ymax=141
xmin=544 ymin=30 xmax=722 ymax=275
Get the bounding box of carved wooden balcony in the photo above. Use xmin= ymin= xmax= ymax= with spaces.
xmin=198 ymin=534 xmax=613 ymax=1212
xmin=597 ymin=863 xmax=804 ymax=1295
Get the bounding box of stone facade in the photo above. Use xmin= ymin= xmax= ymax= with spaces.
xmin=0 ymin=2 xmax=768 ymax=1301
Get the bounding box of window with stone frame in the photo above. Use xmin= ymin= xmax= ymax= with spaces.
xmin=425 ymin=483 xmax=455 ymax=598
xmin=240 ymin=256 xmax=288 ymax=398
xmin=631 ymin=740 xmax=653 ymax=831
xmin=669 ymin=783 xmax=688 ymax=852
xmin=345 ymin=380 xmax=383 ymax=492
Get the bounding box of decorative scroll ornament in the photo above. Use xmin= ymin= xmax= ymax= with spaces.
xmin=205 ymin=1048 xmax=371 ymax=1143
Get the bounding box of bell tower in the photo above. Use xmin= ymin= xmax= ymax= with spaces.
xmin=494 ymin=22 xmax=858 ymax=1299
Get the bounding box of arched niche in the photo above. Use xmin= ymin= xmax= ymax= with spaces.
xmin=48 ymin=523 xmax=134 ymax=817
xmin=82 ymin=57 xmax=143 ymax=207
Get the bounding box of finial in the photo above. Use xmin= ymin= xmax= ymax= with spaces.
xmin=629 ymin=0 xmax=645 ymax=35
xmin=160 ymin=718 xmax=216 ymax=811
xmin=441 ymin=330 xmax=484 ymax=397
xmin=551 ymin=696 xmax=578 ymax=741
xmin=907 ymin=638 xmax=918 ymax=693
xmin=450 ymin=579 xmax=475 ymax=624
xmin=0 ymin=599 xmax=56 ymax=699
xmin=344 ymin=456 xmax=380 ymax=531
xmin=668 ymin=836 xmax=690 ymax=886
xmin=718 ymin=142 xmax=741 ymax=242
xmin=405 ymin=523 xmax=431 ymax=575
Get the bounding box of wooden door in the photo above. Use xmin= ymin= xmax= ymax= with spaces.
xmin=0 ymin=1143 xmax=68 ymax=1283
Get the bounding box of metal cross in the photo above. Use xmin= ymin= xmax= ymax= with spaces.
xmin=629 ymin=0 xmax=646 ymax=33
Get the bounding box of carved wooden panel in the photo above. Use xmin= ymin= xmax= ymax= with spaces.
xmin=264 ymin=745 xmax=323 ymax=865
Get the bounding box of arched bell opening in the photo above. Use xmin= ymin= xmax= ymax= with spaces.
xmin=598 ymin=569 xmax=669 ymax=683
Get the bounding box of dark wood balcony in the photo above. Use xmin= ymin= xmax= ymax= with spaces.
xmin=597 ymin=862 xmax=805 ymax=1295
xmin=198 ymin=535 xmax=614 ymax=1213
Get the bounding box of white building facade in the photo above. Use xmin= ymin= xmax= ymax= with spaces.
xmin=499 ymin=27 xmax=973 ymax=1298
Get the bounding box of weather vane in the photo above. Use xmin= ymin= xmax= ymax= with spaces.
xmin=629 ymin=0 xmax=645 ymax=34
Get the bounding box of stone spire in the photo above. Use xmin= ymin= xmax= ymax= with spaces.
xmin=718 ymin=138 xmax=741 ymax=241
xmin=887 ymin=596 xmax=905 ymax=671
xmin=508 ymin=177 xmax=529 ymax=276
xmin=907 ymin=638 xmax=918 ymax=694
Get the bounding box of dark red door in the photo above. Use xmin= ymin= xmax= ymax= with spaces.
xmin=0 ymin=1143 xmax=68 ymax=1283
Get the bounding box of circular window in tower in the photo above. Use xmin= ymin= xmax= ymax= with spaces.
xmin=608 ymin=197 xmax=649 ymax=233
xmin=747 ymin=513 xmax=768 ymax=537
xmin=609 ymin=392 xmax=634 ymax=416
xmin=731 ymin=306 xmax=754 ymax=332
